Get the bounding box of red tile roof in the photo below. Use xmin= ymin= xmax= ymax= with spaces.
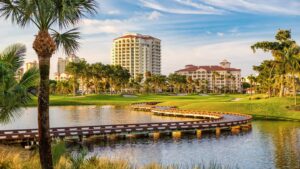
xmin=176 ymin=65 xmax=240 ymax=72
xmin=114 ymin=34 xmax=160 ymax=41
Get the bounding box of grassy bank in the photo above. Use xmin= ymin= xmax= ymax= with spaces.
xmin=28 ymin=94 xmax=300 ymax=121
xmin=0 ymin=144 xmax=237 ymax=169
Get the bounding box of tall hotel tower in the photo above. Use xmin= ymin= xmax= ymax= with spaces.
xmin=111 ymin=33 xmax=161 ymax=78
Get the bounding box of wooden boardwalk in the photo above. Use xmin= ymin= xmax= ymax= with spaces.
xmin=0 ymin=103 xmax=252 ymax=143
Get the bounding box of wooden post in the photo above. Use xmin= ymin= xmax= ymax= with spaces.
xmin=216 ymin=127 xmax=221 ymax=136
xmin=231 ymin=126 xmax=241 ymax=134
xmin=78 ymin=135 xmax=83 ymax=142
xmin=107 ymin=134 xmax=117 ymax=141
xmin=152 ymin=132 xmax=160 ymax=140
xmin=172 ymin=131 xmax=182 ymax=139
xmin=196 ymin=129 xmax=202 ymax=138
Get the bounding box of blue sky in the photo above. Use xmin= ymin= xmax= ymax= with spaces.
xmin=1 ymin=0 xmax=300 ymax=77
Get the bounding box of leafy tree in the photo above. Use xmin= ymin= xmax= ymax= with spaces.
xmin=66 ymin=60 xmax=87 ymax=96
xmin=253 ymin=60 xmax=277 ymax=96
xmin=150 ymin=74 xmax=167 ymax=93
xmin=90 ymin=63 xmax=106 ymax=94
xmin=186 ymin=76 xmax=195 ymax=93
xmin=212 ymin=71 xmax=220 ymax=93
xmin=168 ymin=73 xmax=186 ymax=93
xmin=0 ymin=44 xmax=39 ymax=123
xmin=56 ymin=80 xmax=72 ymax=95
xmin=252 ymin=30 xmax=300 ymax=98
xmin=49 ymin=80 xmax=57 ymax=94
xmin=0 ymin=1 xmax=97 ymax=168
xmin=109 ymin=65 xmax=130 ymax=93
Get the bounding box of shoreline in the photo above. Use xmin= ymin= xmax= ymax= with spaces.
xmin=24 ymin=94 xmax=300 ymax=122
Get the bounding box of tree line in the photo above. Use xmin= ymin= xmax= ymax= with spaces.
xmin=249 ymin=30 xmax=300 ymax=104
xmin=51 ymin=62 xmax=241 ymax=95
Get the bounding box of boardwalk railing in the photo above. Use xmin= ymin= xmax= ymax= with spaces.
xmin=0 ymin=102 xmax=252 ymax=142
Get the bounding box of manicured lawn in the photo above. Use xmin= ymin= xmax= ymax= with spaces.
xmin=28 ymin=94 xmax=300 ymax=121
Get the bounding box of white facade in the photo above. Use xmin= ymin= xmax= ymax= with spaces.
xmin=111 ymin=33 xmax=161 ymax=78
xmin=176 ymin=60 xmax=242 ymax=92
xmin=55 ymin=54 xmax=82 ymax=81
xmin=25 ymin=60 xmax=38 ymax=71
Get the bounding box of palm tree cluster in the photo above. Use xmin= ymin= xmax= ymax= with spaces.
xmin=53 ymin=65 xmax=244 ymax=95
xmin=251 ymin=30 xmax=300 ymax=102
xmin=52 ymin=61 xmax=131 ymax=95
xmin=0 ymin=44 xmax=39 ymax=123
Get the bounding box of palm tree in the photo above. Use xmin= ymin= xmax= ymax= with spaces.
xmin=284 ymin=43 xmax=300 ymax=105
xmin=212 ymin=71 xmax=220 ymax=93
xmin=0 ymin=1 xmax=97 ymax=168
xmin=0 ymin=44 xmax=39 ymax=123
xmin=252 ymin=30 xmax=300 ymax=97
xmin=56 ymin=80 xmax=72 ymax=95
xmin=109 ymin=65 xmax=130 ymax=93
xmin=90 ymin=63 xmax=106 ymax=94
xmin=247 ymin=74 xmax=256 ymax=96
xmin=151 ymin=74 xmax=167 ymax=93
xmin=49 ymin=80 xmax=57 ymax=94
xmin=168 ymin=73 xmax=186 ymax=93
xmin=65 ymin=60 xmax=87 ymax=96
xmin=186 ymin=76 xmax=194 ymax=93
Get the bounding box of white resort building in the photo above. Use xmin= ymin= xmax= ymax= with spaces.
xmin=175 ymin=60 xmax=242 ymax=93
xmin=111 ymin=33 xmax=161 ymax=79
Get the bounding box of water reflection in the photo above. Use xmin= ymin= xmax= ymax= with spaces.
xmin=78 ymin=121 xmax=300 ymax=169
xmin=256 ymin=121 xmax=300 ymax=169
xmin=0 ymin=105 xmax=193 ymax=129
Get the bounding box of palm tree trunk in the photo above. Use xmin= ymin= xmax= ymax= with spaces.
xmin=279 ymin=75 xmax=285 ymax=97
xmin=73 ymin=75 xmax=76 ymax=96
xmin=33 ymin=31 xmax=55 ymax=169
xmin=38 ymin=56 xmax=53 ymax=169
xmin=293 ymin=75 xmax=297 ymax=105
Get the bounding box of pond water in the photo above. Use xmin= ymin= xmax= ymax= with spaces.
xmin=1 ymin=106 xmax=300 ymax=169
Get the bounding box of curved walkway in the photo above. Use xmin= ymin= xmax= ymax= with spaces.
xmin=132 ymin=102 xmax=252 ymax=123
xmin=0 ymin=102 xmax=252 ymax=142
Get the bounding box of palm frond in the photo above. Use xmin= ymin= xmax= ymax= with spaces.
xmin=53 ymin=0 xmax=97 ymax=29
xmin=0 ymin=43 xmax=37 ymax=124
xmin=0 ymin=43 xmax=26 ymax=72
xmin=0 ymin=0 xmax=38 ymax=28
xmin=19 ymin=67 xmax=39 ymax=89
xmin=51 ymin=28 xmax=80 ymax=55
xmin=17 ymin=0 xmax=37 ymax=27
xmin=0 ymin=0 xmax=22 ymax=24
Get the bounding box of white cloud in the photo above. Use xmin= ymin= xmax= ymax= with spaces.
xmin=202 ymin=0 xmax=300 ymax=15
xmin=217 ymin=32 xmax=224 ymax=37
xmin=139 ymin=0 xmax=300 ymax=15
xmin=106 ymin=10 xmax=120 ymax=15
xmin=229 ymin=27 xmax=239 ymax=33
xmin=139 ymin=0 xmax=224 ymax=15
xmin=148 ymin=11 xmax=162 ymax=20
xmin=162 ymin=40 xmax=271 ymax=76
xmin=206 ymin=31 xmax=212 ymax=35
xmin=79 ymin=18 xmax=140 ymax=35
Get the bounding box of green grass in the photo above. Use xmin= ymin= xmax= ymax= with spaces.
xmin=0 ymin=144 xmax=239 ymax=169
xmin=28 ymin=94 xmax=300 ymax=121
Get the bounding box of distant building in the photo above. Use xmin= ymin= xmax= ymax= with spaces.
xmin=111 ymin=33 xmax=161 ymax=79
xmin=57 ymin=57 xmax=66 ymax=75
xmin=15 ymin=67 xmax=24 ymax=81
xmin=25 ymin=60 xmax=38 ymax=71
xmin=175 ymin=60 xmax=242 ymax=93
xmin=55 ymin=54 xmax=83 ymax=81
